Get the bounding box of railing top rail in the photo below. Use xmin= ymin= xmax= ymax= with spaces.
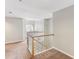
xmin=32 ymin=34 xmax=54 ymax=38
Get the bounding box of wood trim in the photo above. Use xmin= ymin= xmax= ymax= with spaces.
xmin=33 ymin=34 xmax=54 ymax=38
xmin=31 ymin=37 xmax=35 ymax=59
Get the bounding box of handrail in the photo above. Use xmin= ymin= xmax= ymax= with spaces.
xmin=27 ymin=33 xmax=54 ymax=59
xmin=32 ymin=34 xmax=54 ymax=38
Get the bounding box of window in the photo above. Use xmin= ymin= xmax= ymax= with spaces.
xmin=26 ymin=25 xmax=34 ymax=32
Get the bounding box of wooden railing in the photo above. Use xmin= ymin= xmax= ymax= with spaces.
xmin=27 ymin=33 xmax=54 ymax=59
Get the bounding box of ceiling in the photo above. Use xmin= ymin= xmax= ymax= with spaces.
xmin=5 ymin=0 xmax=73 ymax=20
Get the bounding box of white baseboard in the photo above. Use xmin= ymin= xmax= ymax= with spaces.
xmin=53 ymin=47 xmax=74 ymax=58
xmin=5 ymin=40 xmax=24 ymax=44
xmin=35 ymin=47 xmax=74 ymax=58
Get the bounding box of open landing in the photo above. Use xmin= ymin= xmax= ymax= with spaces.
xmin=34 ymin=48 xmax=73 ymax=59
xmin=5 ymin=41 xmax=31 ymax=59
xmin=5 ymin=41 xmax=73 ymax=59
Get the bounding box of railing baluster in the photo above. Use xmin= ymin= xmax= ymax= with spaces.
xmin=27 ymin=33 xmax=54 ymax=59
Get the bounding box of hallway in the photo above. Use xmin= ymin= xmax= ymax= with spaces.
xmin=5 ymin=0 xmax=74 ymax=59
xmin=5 ymin=41 xmax=73 ymax=59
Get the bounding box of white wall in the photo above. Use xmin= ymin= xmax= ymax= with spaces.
xmin=53 ymin=5 xmax=74 ymax=56
xmin=5 ymin=17 xmax=23 ymax=43
xmin=48 ymin=18 xmax=54 ymax=48
xmin=44 ymin=18 xmax=54 ymax=48
xmin=34 ymin=20 xmax=44 ymax=32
